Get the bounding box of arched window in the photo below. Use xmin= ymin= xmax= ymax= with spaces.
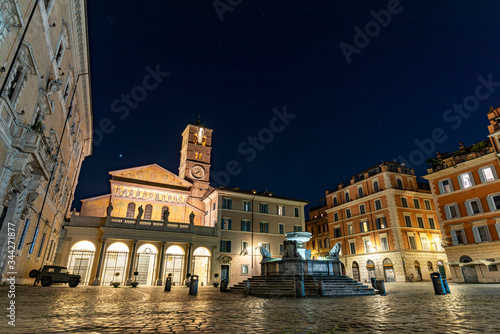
xmin=383 ymin=258 xmax=393 ymax=266
xmin=345 ymin=192 xmax=350 ymax=202
xmin=373 ymin=181 xmax=379 ymax=192
xmin=366 ymin=260 xmax=375 ymax=268
xmin=333 ymin=197 xmax=338 ymax=206
xmin=126 ymin=202 xmax=135 ymax=218
xmin=144 ymin=204 xmax=153 ymax=220
xmin=459 ymin=255 xmax=472 ymax=263
xmin=427 ymin=261 xmax=433 ymax=270
xmin=396 ymin=179 xmax=403 ymax=189
xmin=358 ymin=187 xmax=363 ymax=198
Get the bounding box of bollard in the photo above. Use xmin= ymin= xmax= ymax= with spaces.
xmin=189 ymin=275 xmax=199 ymax=296
xmin=430 ymin=272 xmax=446 ymax=295
xmin=442 ymin=277 xmax=450 ymax=294
xmin=295 ymin=275 xmax=305 ymax=298
xmin=318 ymin=280 xmax=325 ymax=297
xmin=244 ymin=279 xmax=250 ymax=294
xmin=220 ymin=279 xmax=228 ymax=292
xmin=371 ymin=277 xmax=376 ymax=289
xmin=376 ymin=280 xmax=386 ymax=296
xmin=164 ymin=276 xmax=172 ymax=292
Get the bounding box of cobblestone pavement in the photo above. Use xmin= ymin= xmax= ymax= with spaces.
xmin=1 ymin=282 xmax=500 ymax=333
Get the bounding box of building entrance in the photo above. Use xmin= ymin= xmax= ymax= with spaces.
xmin=136 ymin=244 xmax=158 ymax=285
xmin=193 ymin=247 xmax=211 ymax=285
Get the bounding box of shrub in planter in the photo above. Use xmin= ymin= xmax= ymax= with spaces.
xmin=213 ymin=273 xmax=220 ymax=288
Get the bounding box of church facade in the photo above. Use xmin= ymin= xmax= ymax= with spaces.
xmin=56 ymin=122 xmax=307 ymax=286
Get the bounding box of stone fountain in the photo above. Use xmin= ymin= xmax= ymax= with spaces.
xmin=229 ymin=232 xmax=375 ymax=297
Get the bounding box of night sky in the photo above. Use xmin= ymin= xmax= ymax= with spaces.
xmin=73 ymin=0 xmax=500 ymax=212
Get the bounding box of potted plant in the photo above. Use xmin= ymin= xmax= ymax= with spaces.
xmin=131 ymin=271 xmax=139 ymax=287
xmin=164 ymin=273 xmax=173 ymax=292
xmin=112 ymin=272 xmax=121 ymax=288
xmin=213 ymin=273 xmax=220 ymax=288
xmin=185 ymin=273 xmax=191 ymax=287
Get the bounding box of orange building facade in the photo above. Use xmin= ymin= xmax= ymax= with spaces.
xmin=314 ymin=162 xmax=448 ymax=283
xmin=423 ymin=107 xmax=500 ymax=283
xmin=305 ymin=204 xmax=330 ymax=260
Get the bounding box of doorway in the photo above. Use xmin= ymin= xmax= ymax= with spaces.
xmin=221 ymin=265 xmax=229 ymax=283
xmin=414 ymin=260 xmax=422 ymax=281
xmin=352 ymin=262 xmax=360 ymax=281
xmin=383 ymin=258 xmax=395 ymax=282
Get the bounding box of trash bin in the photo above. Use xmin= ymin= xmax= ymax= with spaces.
xmin=189 ymin=275 xmax=199 ymax=295
xmin=376 ymin=280 xmax=386 ymax=296
xmin=430 ymin=272 xmax=446 ymax=295
xmin=370 ymin=277 xmax=376 ymax=289
xmin=442 ymin=276 xmax=450 ymax=294
xmin=164 ymin=276 xmax=172 ymax=292
xmin=295 ymin=275 xmax=305 ymax=298
xmin=220 ymin=279 xmax=228 ymax=292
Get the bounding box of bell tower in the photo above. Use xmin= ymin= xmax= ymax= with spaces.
xmin=179 ymin=119 xmax=213 ymax=195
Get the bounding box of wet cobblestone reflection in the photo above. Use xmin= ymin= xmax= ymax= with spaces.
xmin=1 ymin=282 xmax=500 ymax=333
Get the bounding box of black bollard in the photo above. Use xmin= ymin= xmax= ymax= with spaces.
xmin=220 ymin=279 xmax=228 ymax=292
xmin=376 ymin=280 xmax=386 ymax=296
xmin=164 ymin=276 xmax=172 ymax=292
xmin=442 ymin=276 xmax=450 ymax=294
xmin=430 ymin=272 xmax=446 ymax=295
xmin=371 ymin=277 xmax=376 ymax=289
xmin=244 ymin=279 xmax=250 ymax=294
xmin=318 ymin=280 xmax=325 ymax=297
xmin=295 ymin=275 xmax=305 ymax=298
xmin=189 ymin=275 xmax=199 ymax=295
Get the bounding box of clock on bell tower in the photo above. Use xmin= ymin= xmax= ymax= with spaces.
xmin=179 ymin=119 xmax=213 ymax=191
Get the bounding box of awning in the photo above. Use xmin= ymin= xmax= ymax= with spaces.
xmin=446 ymin=259 xmax=499 ymax=267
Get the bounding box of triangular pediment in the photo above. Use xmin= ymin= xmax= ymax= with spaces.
xmin=109 ymin=164 xmax=192 ymax=188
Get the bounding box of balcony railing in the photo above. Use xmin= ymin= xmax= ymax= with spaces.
xmin=104 ymin=216 xmax=217 ymax=236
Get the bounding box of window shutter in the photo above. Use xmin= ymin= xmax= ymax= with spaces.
xmin=472 ymin=227 xmax=481 ymax=243
xmin=477 ymin=200 xmax=484 ymax=214
xmin=228 ymin=218 xmax=232 ymax=230
xmin=495 ymin=223 xmax=500 ymax=239
xmin=438 ymin=181 xmax=445 ymax=194
xmin=465 ymin=202 xmax=473 ymax=216
xmin=469 ymin=172 xmax=476 ymax=186
xmin=376 ymin=219 xmax=380 ymax=230
xmin=478 ymin=169 xmax=486 ymax=183
xmin=487 ymin=196 xmax=496 ymax=211
xmin=457 ymin=175 xmax=464 ymax=189
xmin=451 ymin=230 xmax=458 ymax=245
xmin=227 ymin=241 xmax=231 ymax=252
xmin=444 ymin=206 xmax=450 ymax=220
xmin=491 ymin=166 xmax=499 ymax=180
xmin=359 ymin=222 xmax=363 ymax=232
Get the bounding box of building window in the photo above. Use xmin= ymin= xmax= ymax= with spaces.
xmin=427 ymin=261 xmax=434 ymax=270
xmin=222 ymin=218 xmax=232 ymax=230
xmin=438 ymin=179 xmax=454 ymax=194
xmin=220 ymin=240 xmax=231 ymax=252
xmin=374 ymin=199 xmax=382 ymax=211
xmin=428 ymin=217 xmax=436 ymax=229
xmin=432 ymin=235 xmax=443 ymax=251
xmin=376 ymin=217 xmax=387 ymax=229
xmin=242 ymin=241 xmax=249 ymax=253
xmin=363 ymin=239 xmax=372 ymax=253
xmin=17 ymin=219 xmax=30 ymax=250
xmin=312 ymin=240 xmax=316 ymax=249
xmin=359 ymin=204 xmax=366 ymax=215
xmin=243 ymin=201 xmax=251 ymax=212
xmin=345 ymin=192 xmax=350 ymax=202
xmin=451 ymin=229 xmax=467 ymax=245
xmin=360 ymin=221 xmax=369 ymax=233
xmin=333 ymin=197 xmax=338 ymax=206
xmin=318 ymin=225 xmax=322 ymax=234
xmin=349 ymin=241 xmax=356 ymax=255
xmin=310 ymin=226 xmax=315 ymax=234
xmin=55 ymin=41 xmax=65 ymax=66
xmin=487 ymin=194 xmax=500 ymax=211
xmin=222 ymin=198 xmax=232 ymax=209
xmin=479 ymin=166 xmax=497 ymax=183
xmin=7 ymin=68 xmax=22 ymax=101
xmin=458 ymin=172 xmax=474 ymax=189
xmin=465 ymin=199 xmax=483 ymax=216
xmin=259 ymin=203 xmax=268 ymax=214
xmin=417 ymin=217 xmax=425 ymax=228
xmin=486 ymin=259 xmax=498 ymax=272
xmin=277 ymin=205 xmax=285 ymax=216
xmin=322 ymin=239 xmax=328 ymax=248
xmin=373 ymin=181 xmax=379 ymax=192
xmin=242 ymin=265 xmax=249 ymax=275
xmin=358 ymin=187 xmax=364 ymax=198
xmin=262 ymin=243 xmax=270 ymax=252
xmin=347 ymin=224 xmax=354 ymax=235
xmin=126 ymin=202 xmax=136 ymax=218
xmin=294 ymin=207 xmax=300 ymax=217
xmin=278 ymin=223 xmax=284 ymax=234
xmin=346 ymin=209 xmax=351 ymax=218
xmin=473 ymin=225 xmax=491 ymax=243
xmin=323 ymin=223 xmax=328 ymax=232
xmin=334 ymin=227 xmax=341 ymax=238
xmin=413 ymin=199 xmax=420 ymax=209
xmin=29 ymin=226 xmax=40 ymax=254
xmin=397 ymin=179 xmax=403 ymax=189
xmin=334 ymin=212 xmax=339 ymax=222
xmin=401 ymin=197 xmax=408 ymax=208
xmin=424 ymin=200 xmax=432 ymax=211
xmin=380 ymin=235 xmax=389 ymax=251
xmin=421 ymin=235 xmax=430 ymax=250
xmin=404 ymin=216 xmax=412 ymax=227
xmin=294 ymin=225 xmax=302 ymax=232
xmin=213 ymin=202 xmax=216 ymax=211
xmin=408 ymin=235 xmax=417 ymax=250
xmin=445 ymin=204 xmax=460 ymax=220
xmin=144 ymin=204 xmax=153 ymax=220
xmin=279 ymin=244 xmax=284 ymax=255
xmin=260 ymin=222 xmax=269 ymax=233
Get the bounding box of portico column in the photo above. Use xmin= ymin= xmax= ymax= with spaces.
xmin=125 ymin=240 xmax=138 ymax=286
xmin=156 ymin=242 xmax=166 ymax=285
xmin=92 ymin=238 xmax=107 ymax=286
xmin=186 ymin=243 xmax=193 ymax=275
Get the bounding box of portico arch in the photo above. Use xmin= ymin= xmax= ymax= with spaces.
xmin=67 ymin=240 xmax=95 ymax=285
xmin=136 ymin=243 xmax=158 ymax=285
xmin=102 ymin=242 xmax=129 ymax=285
xmin=193 ymin=247 xmax=211 ymax=286
xmin=164 ymin=245 xmax=185 ymax=285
